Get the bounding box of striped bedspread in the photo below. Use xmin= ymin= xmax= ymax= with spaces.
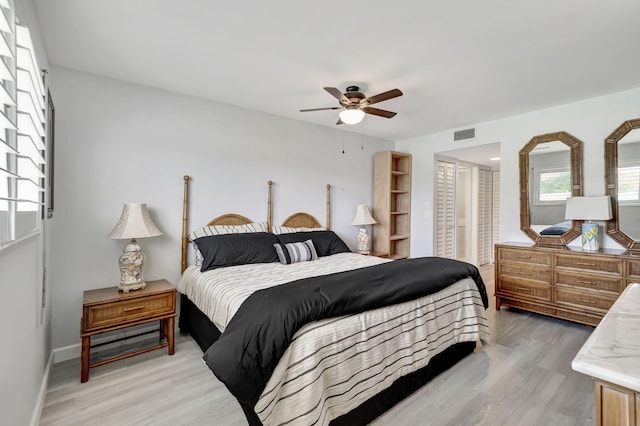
xmin=177 ymin=253 xmax=489 ymax=426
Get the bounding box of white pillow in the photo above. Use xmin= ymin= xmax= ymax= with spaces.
xmin=272 ymin=225 xmax=326 ymax=235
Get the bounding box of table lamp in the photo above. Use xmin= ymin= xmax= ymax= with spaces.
xmin=351 ymin=204 xmax=377 ymax=254
xmin=108 ymin=203 xmax=162 ymax=292
xmin=564 ymin=196 xmax=612 ymax=251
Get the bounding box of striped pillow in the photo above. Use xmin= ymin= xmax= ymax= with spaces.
xmin=274 ymin=239 xmax=318 ymax=264
xmin=189 ymin=222 xmax=268 ymax=241
xmin=272 ymin=225 xmax=326 ymax=235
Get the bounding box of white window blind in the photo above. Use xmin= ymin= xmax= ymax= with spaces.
xmin=477 ymin=169 xmax=492 ymax=266
xmin=435 ymin=160 xmax=456 ymax=258
xmin=0 ymin=0 xmax=46 ymax=247
xmin=618 ymin=164 xmax=640 ymax=203
xmin=492 ymin=170 xmax=500 ymax=262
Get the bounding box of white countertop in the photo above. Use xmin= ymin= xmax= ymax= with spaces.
xmin=572 ymin=283 xmax=640 ymax=392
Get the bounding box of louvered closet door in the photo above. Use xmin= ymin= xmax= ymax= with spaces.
xmin=492 ymin=170 xmax=500 ymax=262
xmin=477 ymin=169 xmax=492 ymax=266
xmin=435 ymin=160 xmax=455 ymax=258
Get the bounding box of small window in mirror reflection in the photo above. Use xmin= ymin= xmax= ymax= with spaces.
xmin=533 ymin=167 xmax=571 ymax=204
xmin=618 ymin=163 xmax=640 ymax=203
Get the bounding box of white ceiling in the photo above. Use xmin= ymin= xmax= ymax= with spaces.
xmin=33 ymin=0 xmax=640 ymax=141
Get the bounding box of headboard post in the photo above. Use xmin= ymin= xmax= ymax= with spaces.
xmin=181 ymin=175 xmax=190 ymax=273
xmin=326 ymin=184 xmax=331 ymax=230
xmin=268 ymin=180 xmax=273 ymax=232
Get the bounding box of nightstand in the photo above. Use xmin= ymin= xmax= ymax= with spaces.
xmin=80 ymin=279 xmax=176 ymax=383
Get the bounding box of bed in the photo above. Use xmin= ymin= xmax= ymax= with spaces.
xmin=177 ymin=176 xmax=490 ymax=426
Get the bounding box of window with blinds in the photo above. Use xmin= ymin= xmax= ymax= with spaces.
xmin=0 ymin=0 xmax=46 ymax=247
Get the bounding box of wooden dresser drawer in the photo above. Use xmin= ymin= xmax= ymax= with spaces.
xmin=498 ymin=264 xmax=550 ymax=284
xmin=627 ymin=257 xmax=640 ymax=280
xmin=555 ymin=271 xmax=623 ymax=293
xmin=497 ymin=277 xmax=551 ymax=301
xmin=497 ymin=247 xmax=551 ymax=266
xmin=85 ymin=292 xmax=174 ymax=331
xmin=554 ymin=288 xmax=617 ymax=312
xmin=554 ymin=253 xmax=623 ymax=275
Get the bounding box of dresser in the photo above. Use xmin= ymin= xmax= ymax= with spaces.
xmin=494 ymin=242 xmax=635 ymax=326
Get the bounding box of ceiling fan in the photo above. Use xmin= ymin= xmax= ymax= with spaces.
xmin=300 ymin=86 xmax=403 ymax=125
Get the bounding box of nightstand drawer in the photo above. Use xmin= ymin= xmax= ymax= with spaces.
xmin=85 ymin=292 xmax=174 ymax=331
xmin=554 ymin=253 xmax=623 ymax=275
xmin=554 ymin=288 xmax=616 ymax=312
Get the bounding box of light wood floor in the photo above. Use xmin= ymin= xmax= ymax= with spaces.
xmin=40 ymin=265 xmax=596 ymax=425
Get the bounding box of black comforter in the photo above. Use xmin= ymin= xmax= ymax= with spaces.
xmin=203 ymin=256 xmax=488 ymax=407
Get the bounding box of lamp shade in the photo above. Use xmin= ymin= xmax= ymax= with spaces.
xmin=564 ymin=196 xmax=612 ymax=221
xmin=351 ymin=204 xmax=377 ymax=226
xmin=339 ymin=109 xmax=365 ymax=125
xmin=108 ymin=203 xmax=162 ymax=239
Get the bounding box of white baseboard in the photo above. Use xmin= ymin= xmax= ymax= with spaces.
xmin=30 ymin=351 xmax=53 ymax=426
xmin=53 ymin=323 xmax=159 ymax=364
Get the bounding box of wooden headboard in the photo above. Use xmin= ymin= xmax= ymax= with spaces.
xmin=180 ymin=178 xmax=332 ymax=272
xmin=180 ymin=176 xmax=273 ymax=272
xmin=280 ymin=184 xmax=332 ymax=230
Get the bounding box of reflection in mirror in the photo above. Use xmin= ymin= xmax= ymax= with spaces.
xmin=618 ymin=129 xmax=640 ymax=240
xmin=520 ymin=131 xmax=583 ymax=245
xmin=528 ymin=141 xmax=571 ymax=233
xmin=606 ymin=119 xmax=640 ymax=251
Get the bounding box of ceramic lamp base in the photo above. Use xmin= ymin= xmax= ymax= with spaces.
xmin=118 ymin=239 xmax=146 ymax=292
xmin=581 ymin=223 xmax=599 ymax=252
xmin=356 ymin=226 xmax=370 ymax=255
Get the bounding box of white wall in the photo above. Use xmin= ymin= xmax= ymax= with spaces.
xmin=48 ymin=67 xmax=394 ymax=350
xmin=0 ymin=1 xmax=52 ymax=425
xmin=397 ymin=86 xmax=640 ymax=257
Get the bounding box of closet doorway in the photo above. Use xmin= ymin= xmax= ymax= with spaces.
xmin=434 ymin=143 xmax=500 ymax=266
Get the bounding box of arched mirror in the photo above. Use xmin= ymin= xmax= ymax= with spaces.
xmin=605 ymin=118 xmax=640 ymax=251
xmin=520 ymin=131 xmax=583 ymax=245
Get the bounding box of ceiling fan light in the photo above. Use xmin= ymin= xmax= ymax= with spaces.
xmin=339 ymin=109 xmax=365 ymax=125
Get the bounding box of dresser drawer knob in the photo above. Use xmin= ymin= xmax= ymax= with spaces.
xmin=576 ymin=298 xmax=598 ymax=305
xmin=576 ymin=262 xmax=597 ymax=267
xmin=516 ymin=287 xmax=532 ymax=292
xmin=577 ymin=280 xmax=597 ymax=285
xmin=123 ymin=305 xmax=145 ymax=313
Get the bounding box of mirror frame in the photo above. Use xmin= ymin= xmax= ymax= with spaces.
xmin=605 ymin=118 xmax=640 ymax=252
xmin=519 ymin=131 xmax=583 ymax=245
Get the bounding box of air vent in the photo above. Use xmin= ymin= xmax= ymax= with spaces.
xmin=453 ymin=128 xmax=476 ymax=141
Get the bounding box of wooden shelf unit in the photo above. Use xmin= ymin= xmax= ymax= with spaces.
xmin=373 ymin=151 xmax=412 ymax=259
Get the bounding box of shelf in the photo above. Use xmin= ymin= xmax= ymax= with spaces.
xmin=374 ymin=151 xmax=411 ymax=259
xmin=390 ymin=234 xmax=410 ymax=241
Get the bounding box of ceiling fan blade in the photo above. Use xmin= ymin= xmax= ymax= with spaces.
xmin=364 ymin=88 xmax=403 ymax=105
xmin=362 ymin=106 xmax=397 ymax=118
xmin=324 ymin=87 xmax=350 ymax=104
xmin=299 ymin=107 xmax=342 ymax=112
